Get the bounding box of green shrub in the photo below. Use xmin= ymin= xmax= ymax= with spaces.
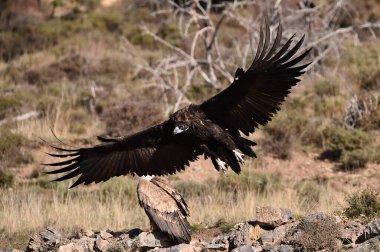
xmin=321 ymin=126 xmax=371 ymax=155
xmin=0 ymin=170 xmax=14 ymax=188
xmin=260 ymin=125 xmax=292 ymax=160
xmin=339 ymin=149 xmax=371 ymax=170
xmin=344 ymin=190 xmax=380 ymax=219
xmin=314 ymin=79 xmax=339 ymax=97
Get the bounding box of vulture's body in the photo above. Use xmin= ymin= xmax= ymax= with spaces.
xmin=137 ymin=177 xmax=191 ymax=244
xmin=44 ymin=22 xmax=312 ymax=244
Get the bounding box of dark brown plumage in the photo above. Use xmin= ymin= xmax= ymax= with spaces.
xmin=44 ymin=21 xmax=311 ymax=184
xmin=137 ymin=177 xmax=191 ymax=244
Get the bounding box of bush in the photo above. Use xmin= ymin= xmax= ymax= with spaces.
xmin=0 ymin=170 xmax=14 ymax=188
xmin=344 ymin=190 xmax=380 ymax=219
xmin=296 ymin=214 xmax=342 ymax=251
xmin=339 ymin=149 xmax=371 ymax=170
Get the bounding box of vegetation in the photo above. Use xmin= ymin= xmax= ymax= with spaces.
xmin=344 ymin=190 xmax=380 ymax=219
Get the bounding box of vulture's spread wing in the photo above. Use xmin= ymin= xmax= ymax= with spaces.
xmin=44 ymin=123 xmax=200 ymax=188
xmin=200 ymin=22 xmax=311 ymax=136
xmin=137 ymin=178 xmax=191 ymax=244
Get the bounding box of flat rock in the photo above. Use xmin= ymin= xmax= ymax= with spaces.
xmin=256 ymin=207 xmax=293 ymax=228
xmin=262 ymin=245 xmax=294 ymax=252
xmin=26 ymin=228 xmax=62 ymax=252
xmin=82 ymin=230 xmax=95 ymax=238
xmin=356 ymin=219 xmax=380 ymax=243
xmin=57 ymin=243 xmax=85 ymax=252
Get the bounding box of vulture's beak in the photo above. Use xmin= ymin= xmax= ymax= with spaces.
xmin=173 ymin=126 xmax=183 ymax=135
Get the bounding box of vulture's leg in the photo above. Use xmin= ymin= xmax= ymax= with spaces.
xmin=199 ymin=144 xmax=228 ymax=175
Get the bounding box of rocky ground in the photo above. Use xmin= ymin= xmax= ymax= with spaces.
xmin=14 ymin=207 xmax=380 ymax=252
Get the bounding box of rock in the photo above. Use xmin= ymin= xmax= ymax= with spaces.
xmin=57 ymin=243 xmax=85 ymax=252
xmin=77 ymin=237 xmax=95 ymax=252
xmin=260 ymin=222 xmax=297 ymax=245
xmin=94 ymin=238 xmax=109 ymax=251
xmin=211 ymin=222 xmax=262 ymax=250
xmin=26 ymin=228 xmax=62 ymax=252
xmin=347 ymin=236 xmax=380 ymax=252
xmin=256 ymin=207 xmax=293 ymax=228
xmin=356 ymin=219 xmax=380 ymax=243
xmin=149 ymin=243 xmax=200 ymax=252
xmin=82 ymin=230 xmax=95 ymax=238
xmin=99 ymin=230 xmax=113 ymax=240
xmin=340 ymin=221 xmax=365 ymax=245
xmin=231 ymin=245 xmax=255 ymax=252
xmin=106 ymin=240 xmax=132 ymax=252
xmin=131 ymin=232 xmax=172 ymax=250
xmin=40 ymin=228 xmax=62 ymax=244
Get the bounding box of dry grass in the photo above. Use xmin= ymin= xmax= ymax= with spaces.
xmin=0 ymin=168 xmax=342 ymax=249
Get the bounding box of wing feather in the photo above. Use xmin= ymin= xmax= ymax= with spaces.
xmin=200 ymin=22 xmax=311 ymax=135
xmin=44 ymin=122 xmax=200 ymax=187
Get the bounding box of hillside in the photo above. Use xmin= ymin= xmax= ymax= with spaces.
xmin=0 ymin=0 xmax=380 ymax=249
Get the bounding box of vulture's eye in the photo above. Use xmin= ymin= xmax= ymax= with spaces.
xmin=173 ymin=125 xmax=189 ymax=135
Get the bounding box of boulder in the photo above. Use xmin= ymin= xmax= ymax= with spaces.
xmin=256 ymin=207 xmax=293 ymax=228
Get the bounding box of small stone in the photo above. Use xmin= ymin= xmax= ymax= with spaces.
xmin=57 ymin=243 xmax=85 ymax=252
xmin=100 ymin=230 xmax=113 ymax=240
xmin=256 ymin=207 xmax=293 ymax=228
xmin=95 ymin=238 xmax=110 ymax=251
xmin=206 ymin=243 xmax=227 ymax=250
xmin=231 ymin=245 xmax=255 ymax=252
xmin=40 ymin=228 xmax=62 ymax=244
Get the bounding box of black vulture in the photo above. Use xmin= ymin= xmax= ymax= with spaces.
xmin=44 ymin=22 xmax=311 ymax=184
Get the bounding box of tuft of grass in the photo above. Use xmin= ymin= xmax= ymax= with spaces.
xmin=296 ymin=181 xmax=322 ymax=211
xmin=0 ymin=129 xmax=33 ymax=168
xmin=212 ymin=218 xmax=234 ymax=233
xmin=344 ymin=190 xmax=380 ymax=219
xmin=0 ymin=96 xmax=21 ymax=120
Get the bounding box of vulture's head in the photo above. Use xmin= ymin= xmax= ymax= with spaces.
xmin=173 ymin=123 xmax=189 ymax=135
